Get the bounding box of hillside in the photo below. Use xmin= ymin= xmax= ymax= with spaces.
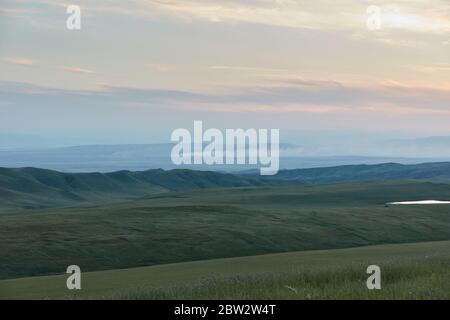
xmin=2 ymin=162 xmax=450 ymax=210
xmin=0 ymin=167 xmax=264 ymax=210
xmin=1 ymin=181 xmax=450 ymax=279
xmin=1 ymin=240 xmax=448 ymax=299
xmin=265 ymin=162 xmax=450 ymax=183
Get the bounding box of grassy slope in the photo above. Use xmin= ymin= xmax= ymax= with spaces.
xmin=2 ymin=161 xmax=450 ymax=210
xmin=1 ymin=181 xmax=450 ymax=279
xmin=1 ymin=241 xmax=448 ymax=300
xmin=0 ymin=167 xmax=264 ymax=210
xmin=266 ymin=162 xmax=450 ymax=183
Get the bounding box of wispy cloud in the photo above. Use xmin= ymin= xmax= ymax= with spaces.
xmin=140 ymin=0 xmax=450 ymax=34
xmin=61 ymin=67 xmax=95 ymax=75
xmin=404 ymin=63 xmax=450 ymax=73
xmin=3 ymin=57 xmax=34 ymax=66
xmin=209 ymin=65 xmax=286 ymax=73
xmin=3 ymin=80 xmax=450 ymax=135
xmin=4 ymin=80 xmax=450 ymax=116
xmin=142 ymin=0 xmax=350 ymax=30
xmin=0 ymin=7 xmax=30 ymax=15
xmin=145 ymin=63 xmax=177 ymax=72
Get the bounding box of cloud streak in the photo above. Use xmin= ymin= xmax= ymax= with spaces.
xmin=61 ymin=67 xmax=95 ymax=75
xmin=3 ymin=80 xmax=450 ymax=116
xmin=2 ymin=57 xmax=34 ymax=66
xmin=141 ymin=0 xmax=450 ymax=34
xmin=3 ymin=80 xmax=450 ymax=137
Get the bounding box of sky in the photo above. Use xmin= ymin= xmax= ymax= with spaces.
xmin=0 ymin=0 xmax=449 ymax=148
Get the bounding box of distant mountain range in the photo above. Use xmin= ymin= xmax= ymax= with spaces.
xmin=1 ymin=142 xmax=450 ymax=172
xmin=0 ymin=143 xmax=298 ymax=172
xmin=2 ymin=162 xmax=450 ymax=210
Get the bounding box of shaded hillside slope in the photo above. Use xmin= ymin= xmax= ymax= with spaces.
xmin=1 ymin=181 xmax=450 ymax=279
xmin=264 ymin=162 xmax=450 ymax=183
xmin=2 ymin=161 xmax=450 ymax=210
xmin=0 ymin=167 xmax=264 ymax=210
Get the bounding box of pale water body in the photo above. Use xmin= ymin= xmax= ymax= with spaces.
xmin=387 ymin=200 xmax=450 ymax=205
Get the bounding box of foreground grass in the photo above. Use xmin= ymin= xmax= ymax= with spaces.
xmin=112 ymin=260 xmax=449 ymax=300
xmin=1 ymin=241 xmax=449 ymax=300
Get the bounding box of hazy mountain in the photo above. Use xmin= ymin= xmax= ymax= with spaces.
xmin=0 ymin=144 xmax=174 ymax=172
xmin=0 ymin=143 xmax=448 ymax=172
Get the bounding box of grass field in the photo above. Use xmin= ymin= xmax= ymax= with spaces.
xmin=1 ymin=181 xmax=450 ymax=280
xmin=1 ymin=179 xmax=450 ymax=299
xmin=1 ymin=241 xmax=448 ymax=300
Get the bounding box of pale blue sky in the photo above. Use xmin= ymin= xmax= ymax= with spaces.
xmin=1 ymin=0 xmax=450 ymax=147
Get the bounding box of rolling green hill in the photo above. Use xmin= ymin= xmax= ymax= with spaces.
xmin=1 ymin=240 xmax=448 ymax=300
xmin=2 ymin=162 xmax=450 ymax=210
xmin=0 ymin=167 xmax=265 ymax=210
xmin=1 ymin=181 xmax=450 ymax=280
xmin=265 ymin=162 xmax=450 ymax=183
